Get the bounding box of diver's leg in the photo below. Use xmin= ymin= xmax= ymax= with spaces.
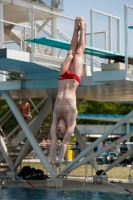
xmin=59 ymin=16 xmax=80 ymax=75
xmin=69 ymin=16 xmax=85 ymax=77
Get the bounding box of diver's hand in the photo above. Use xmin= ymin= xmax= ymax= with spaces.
xmin=27 ymin=114 xmax=32 ymax=119
xmin=54 ymin=162 xmax=61 ymax=168
xmin=50 ymin=160 xmax=61 ymax=168
xmin=50 ymin=160 xmax=55 ymax=166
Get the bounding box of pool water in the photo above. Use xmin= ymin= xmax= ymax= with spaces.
xmin=0 ymin=187 xmax=133 ymax=200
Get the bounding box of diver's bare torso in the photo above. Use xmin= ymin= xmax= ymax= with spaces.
xmin=18 ymin=102 xmax=30 ymax=117
xmin=54 ymin=79 xmax=79 ymax=125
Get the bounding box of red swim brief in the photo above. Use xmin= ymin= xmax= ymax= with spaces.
xmin=58 ymin=70 xmax=80 ymax=84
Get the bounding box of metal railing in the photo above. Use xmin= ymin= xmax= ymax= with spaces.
xmin=90 ymin=9 xmax=121 ymax=73
xmin=124 ymin=5 xmax=133 ymax=71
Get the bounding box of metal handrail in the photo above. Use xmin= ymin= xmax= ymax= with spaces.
xmin=0 ymin=19 xmax=33 ymax=29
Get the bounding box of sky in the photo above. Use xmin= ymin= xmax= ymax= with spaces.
xmin=61 ymin=0 xmax=133 ymax=54
xmin=63 ymin=0 xmax=133 ymax=22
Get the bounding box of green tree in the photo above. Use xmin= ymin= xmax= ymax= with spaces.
xmin=77 ymin=100 xmax=133 ymax=125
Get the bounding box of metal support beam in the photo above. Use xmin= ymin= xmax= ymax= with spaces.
xmin=30 ymin=6 xmax=35 ymax=62
xmin=2 ymin=91 xmax=54 ymax=177
xmin=117 ymin=18 xmax=121 ymax=52
xmin=0 ymin=152 xmax=4 ymax=163
xmin=7 ymin=98 xmax=46 ymax=141
xmin=102 ymin=148 xmax=133 ymax=175
xmin=51 ymin=0 xmax=58 ymax=56
xmin=13 ymin=140 xmax=30 ymax=170
xmin=13 ymin=98 xmax=52 ymax=169
xmin=36 ymin=18 xmax=52 ymax=54
xmin=29 ymin=98 xmax=39 ymax=113
xmin=11 ymin=97 xmax=51 ymax=146
xmin=37 ymin=18 xmax=51 ymax=33
xmin=57 ymin=110 xmax=133 ymax=176
xmin=108 ymin=16 xmax=112 ymax=51
xmin=74 ymin=127 xmax=98 ymax=171
xmin=124 ymin=5 xmax=128 ymax=70
xmin=0 ymin=135 xmax=13 ymax=171
xmin=0 ymin=0 xmax=6 ymax=81
xmin=64 ymin=130 xmax=133 ymax=173
xmin=90 ymin=9 xmax=94 ymax=74
xmin=0 ymin=0 xmax=4 ymax=45
xmin=127 ymin=122 xmax=130 ymax=150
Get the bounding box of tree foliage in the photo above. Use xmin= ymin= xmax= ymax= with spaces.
xmin=77 ymin=100 xmax=133 ymax=125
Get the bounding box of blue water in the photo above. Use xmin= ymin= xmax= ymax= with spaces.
xmin=0 ymin=187 xmax=133 ymax=200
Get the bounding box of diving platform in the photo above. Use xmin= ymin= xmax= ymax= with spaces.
xmin=0 ymin=47 xmax=133 ymax=102
xmin=27 ymin=37 xmax=133 ymax=64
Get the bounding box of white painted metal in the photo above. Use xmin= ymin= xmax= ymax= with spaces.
xmin=51 ymin=0 xmax=58 ymax=56
xmin=0 ymin=19 xmax=32 ymax=29
xmin=102 ymin=148 xmax=133 ymax=175
xmin=7 ymin=98 xmax=46 ymax=140
xmin=37 ymin=18 xmax=51 ymax=54
xmin=3 ymin=0 xmax=59 ymax=23
xmin=117 ymin=18 xmax=121 ymax=52
xmin=34 ymin=6 xmax=74 ymax=21
xmin=64 ymin=130 xmax=133 ymax=174
xmin=0 ymin=135 xmax=14 ymax=171
xmin=2 ymin=78 xmax=133 ymax=102
xmin=124 ymin=5 xmax=128 ymax=70
xmin=6 ymin=49 xmax=30 ymax=62
xmin=57 ymin=110 xmax=133 ymax=176
xmin=51 ymin=17 xmax=57 ymax=56
xmin=23 ymin=27 xmax=26 ymax=52
xmin=29 ymin=98 xmax=39 ymax=113
xmin=74 ymin=127 xmax=98 ymax=171
xmin=90 ymin=9 xmax=121 ymax=59
xmin=92 ymin=9 xmax=121 ymax=19
xmin=0 ymin=1 xmax=4 ymax=45
xmin=90 ymin=9 xmax=94 ymax=74
xmin=11 ymin=97 xmax=52 ymax=146
xmin=0 ymin=1 xmax=6 ymax=81
xmin=127 ymin=122 xmax=130 ymax=150
xmin=2 ymin=91 xmax=54 ymax=177
xmin=37 ymin=18 xmax=51 ymax=33
xmin=0 ymin=152 xmax=4 ymax=163
xmin=13 ymin=140 xmax=31 ymax=170
xmin=84 ymin=23 xmax=87 ymax=75
xmin=30 ymin=6 xmax=35 ymax=63
xmin=108 ymin=17 xmax=111 ymax=51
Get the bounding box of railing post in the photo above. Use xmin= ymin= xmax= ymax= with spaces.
xmin=124 ymin=5 xmax=128 ymax=70
xmin=30 ymin=6 xmax=35 ymax=63
xmin=0 ymin=0 xmax=4 ymax=46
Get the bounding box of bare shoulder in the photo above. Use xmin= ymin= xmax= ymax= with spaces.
xmin=17 ymin=101 xmax=22 ymax=107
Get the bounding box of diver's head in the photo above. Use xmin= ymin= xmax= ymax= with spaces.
xmin=56 ymin=118 xmax=67 ymax=139
xmin=23 ymin=98 xmax=29 ymax=103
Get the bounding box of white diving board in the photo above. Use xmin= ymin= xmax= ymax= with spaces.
xmin=26 ymin=37 xmax=133 ymax=64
